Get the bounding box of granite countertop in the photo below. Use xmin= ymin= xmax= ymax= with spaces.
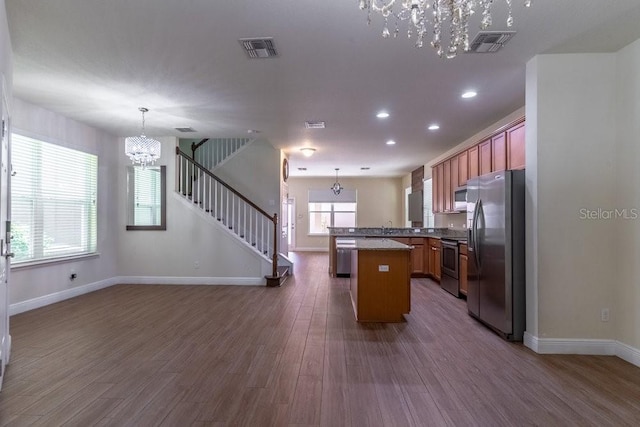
xmin=351 ymin=238 xmax=412 ymax=251
xmin=329 ymin=227 xmax=467 ymax=239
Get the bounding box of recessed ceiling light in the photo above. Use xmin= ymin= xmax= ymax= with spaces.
xmin=300 ymin=147 xmax=316 ymax=157
xmin=386 ymin=140 xmax=396 ymax=145
xmin=428 ymin=124 xmax=440 ymax=130
xmin=376 ymin=111 xmax=390 ymax=119
xmin=461 ymin=90 xmax=477 ymax=99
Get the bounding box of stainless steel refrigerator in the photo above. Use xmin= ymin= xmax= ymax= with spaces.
xmin=467 ymin=169 xmax=525 ymax=341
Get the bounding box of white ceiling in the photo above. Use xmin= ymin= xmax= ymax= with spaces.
xmin=6 ymin=0 xmax=640 ymax=177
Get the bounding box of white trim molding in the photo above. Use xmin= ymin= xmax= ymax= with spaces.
xmin=116 ymin=276 xmax=264 ymax=286
xmin=524 ymin=332 xmax=640 ymax=368
xmin=290 ymin=247 xmax=329 ymax=252
xmin=9 ymin=277 xmax=120 ymax=316
xmin=9 ymin=275 xmax=265 ymax=316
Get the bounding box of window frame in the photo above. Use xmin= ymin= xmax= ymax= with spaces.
xmin=10 ymin=132 xmax=98 ymax=266
xmin=308 ymin=201 xmax=357 ymax=236
xmin=126 ymin=165 xmax=167 ymax=231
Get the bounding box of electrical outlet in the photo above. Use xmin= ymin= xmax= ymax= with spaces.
xmin=601 ymin=308 xmax=610 ymax=322
xmin=194 ymin=261 xmax=200 ymax=269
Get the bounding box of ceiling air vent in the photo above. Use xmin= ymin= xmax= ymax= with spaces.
xmin=305 ymin=121 xmax=326 ymax=129
xmin=239 ymin=38 xmax=278 ymax=58
xmin=175 ymin=127 xmax=196 ymax=133
xmin=468 ymin=31 xmax=516 ymax=53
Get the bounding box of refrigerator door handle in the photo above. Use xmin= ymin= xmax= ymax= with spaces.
xmin=476 ymin=199 xmax=484 ymax=269
xmin=471 ymin=199 xmax=480 ymax=269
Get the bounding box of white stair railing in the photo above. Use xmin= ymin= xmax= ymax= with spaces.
xmin=190 ymin=138 xmax=252 ymax=171
xmin=176 ymin=147 xmax=278 ymax=274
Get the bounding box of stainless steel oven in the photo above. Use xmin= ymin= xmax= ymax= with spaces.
xmin=440 ymin=238 xmax=460 ymax=297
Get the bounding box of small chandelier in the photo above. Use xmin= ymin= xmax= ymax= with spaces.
xmin=358 ymin=0 xmax=532 ymax=59
xmin=331 ymin=168 xmax=344 ymax=195
xmin=125 ymin=107 xmax=161 ymax=168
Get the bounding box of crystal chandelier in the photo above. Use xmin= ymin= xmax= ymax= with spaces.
xmin=331 ymin=168 xmax=344 ymax=195
xmin=358 ymin=0 xmax=532 ymax=59
xmin=125 ymin=107 xmax=161 ymax=168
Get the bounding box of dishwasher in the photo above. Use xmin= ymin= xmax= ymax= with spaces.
xmin=335 ymin=238 xmax=356 ymax=276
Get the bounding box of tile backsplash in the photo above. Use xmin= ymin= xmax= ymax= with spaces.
xmin=435 ymin=212 xmax=467 ymax=230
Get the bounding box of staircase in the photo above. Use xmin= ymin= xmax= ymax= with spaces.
xmin=175 ymin=147 xmax=289 ymax=286
xmin=190 ymin=137 xmax=252 ymax=171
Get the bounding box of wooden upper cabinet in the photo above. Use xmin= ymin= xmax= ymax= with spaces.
xmin=507 ymin=121 xmax=526 ymax=170
xmin=451 ymin=155 xmax=459 ymax=191
xmin=443 ymin=160 xmax=452 ymax=212
xmin=458 ymin=151 xmax=468 ymax=186
xmin=479 ymin=139 xmax=492 ymax=176
xmin=468 ymin=146 xmax=479 ymax=180
xmin=432 ymin=163 xmax=444 ymax=213
xmin=491 ymin=132 xmax=506 ymax=172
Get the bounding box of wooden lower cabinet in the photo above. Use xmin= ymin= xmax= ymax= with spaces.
xmin=459 ymin=243 xmax=468 ymax=296
xmin=393 ymin=237 xmax=425 ymax=276
xmin=350 ymin=248 xmax=410 ymax=322
xmin=427 ymin=238 xmax=441 ymax=282
xmin=411 ymin=241 xmax=425 ymax=274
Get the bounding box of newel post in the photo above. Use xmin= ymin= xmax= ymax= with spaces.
xmin=266 ymin=212 xmax=280 ymax=287
xmin=272 ymin=213 xmax=278 ymax=278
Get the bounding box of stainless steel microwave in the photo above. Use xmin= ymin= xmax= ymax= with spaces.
xmin=454 ymin=186 xmax=467 ymax=212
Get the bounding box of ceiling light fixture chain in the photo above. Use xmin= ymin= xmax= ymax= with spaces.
xmin=331 ymin=168 xmax=344 ymax=195
xmin=358 ymin=0 xmax=532 ymax=59
xmin=125 ymin=107 xmax=161 ymax=168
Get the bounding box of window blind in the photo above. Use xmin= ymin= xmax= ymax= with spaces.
xmin=11 ymin=134 xmax=98 ymax=263
xmin=308 ymin=188 xmax=357 ymax=203
xmin=132 ymin=167 xmax=162 ymax=226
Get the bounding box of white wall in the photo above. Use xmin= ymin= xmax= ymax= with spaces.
xmin=525 ymin=42 xmax=640 ymax=357
xmin=0 ymin=0 xmax=11 ymax=96
xmin=615 ymin=38 xmax=640 ymax=350
xmin=10 ymin=99 xmax=120 ymax=304
xmin=8 ymin=101 xmax=277 ymax=306
xmin=117 ymin=137 xmax=271 ymax=280
xmin=287 ymin=176 xmax=404 ymax=251
xmin=214 ymin=139 xmax=281 ymax=215
xmin=526 ymin=53 xmax=618 ymax=341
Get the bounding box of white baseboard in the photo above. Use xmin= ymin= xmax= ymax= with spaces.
xmin=291 ymin=247 xmax=328 ymax=252
xmin=616 ymin=341 xmax=640 ymax=367
xmin=116 ymin=276 xmax=264 ymax=286
xmin=9 ymin=277 xmax=120 ymax=316
xmin=524 ymin=332 xmax=640 ymax=368
xmin=9 ymin=275 xmax=265 ymax=316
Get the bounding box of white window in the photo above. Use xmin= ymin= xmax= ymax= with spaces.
xmin=11 ymin=134 xmax=98 ymax=264
xmin=308 ymin=189 xmax=357 ymax=235
xmin=126 ymin=165 xmax=166 ymax=230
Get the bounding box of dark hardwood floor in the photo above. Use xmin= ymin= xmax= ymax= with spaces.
xmin=1 ymin=252 xmax=640 ymax=426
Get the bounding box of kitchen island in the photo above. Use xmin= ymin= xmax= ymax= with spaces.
xmin=349 ymin=238 xmax=411 ymax=322
xmin=329 ymin=227 xmax=466 ymax=279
